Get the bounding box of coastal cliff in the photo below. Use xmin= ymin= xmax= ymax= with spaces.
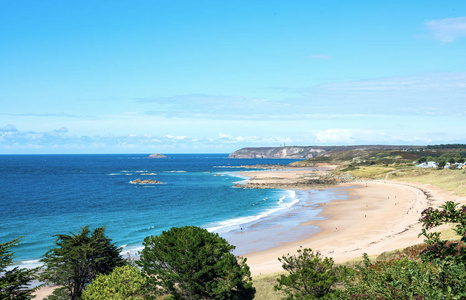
xmin=229 ymin=146 xmax=326 ymax=159
xmin=229 ymin=145 xmax=425 ymax=159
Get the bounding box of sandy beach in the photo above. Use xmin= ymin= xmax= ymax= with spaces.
xmin=33 ymin=167 xmax=465 ymax=299
xmin=240 ymin=168 xmax=466 ymax=276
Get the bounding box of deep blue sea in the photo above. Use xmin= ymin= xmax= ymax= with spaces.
xmin=0 ymin=154 xmax=346 ymax=268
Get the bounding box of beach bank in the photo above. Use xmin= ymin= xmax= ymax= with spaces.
xmin=32 ymin=168 xmax=465 ymax=299
xmin=238 ymin=168 xmax=466 ymax=276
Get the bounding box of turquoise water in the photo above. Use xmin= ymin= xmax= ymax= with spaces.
xmin=0 ymin=154 xmax=346 ymax=268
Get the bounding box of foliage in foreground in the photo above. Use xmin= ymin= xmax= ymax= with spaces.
xmin=138 ymin=226 xmax=255 ymax=300
xmin=340 ymin=254 xmax=466 ymax=299
xmin=341 ymin=201 xmax=466 ymax=299
xmin=40 ymin=226 xmax=125 ymax=300
xmin=418 ymin=201 xmax=466 ymax=262
xmin=0 ymin=237 xmax=38 ymax=299
xmin=273 ymin=201 xmax=466 ymax=299
xmin=274 ymin=248 xmax=347 ymax=299
xmin=82 ymin=265 xmax=149 ymax=300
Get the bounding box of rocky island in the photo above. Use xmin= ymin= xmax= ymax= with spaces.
xmin=148 ymin=153 xmax=167 ymax=158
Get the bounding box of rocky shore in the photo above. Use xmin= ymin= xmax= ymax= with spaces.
xmin=235 ymin=167 xmax=353 ymax=190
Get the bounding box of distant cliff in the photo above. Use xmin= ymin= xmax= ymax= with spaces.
xmin=229 ymin=145 xmax=424 ymax=159
xmin=229 ymin=147 xmax=327 ymax=159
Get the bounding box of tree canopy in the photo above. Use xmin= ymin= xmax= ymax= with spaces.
xmin=40 ymin=226 xmax=125 ymax=300
xmin=138 ymin=226 xmax=255 ymax=300
xmin=1 ymin=237 xmax=38 ymax=299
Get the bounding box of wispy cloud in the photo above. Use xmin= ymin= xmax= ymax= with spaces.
xmin=297 ymin=72 xmax=466 ymax=116
xmin=1 ymin=122 xmax=465 ymax=153
xmin=0 ymin=125 xmax=288 ymax=153
xmin=313 ymin=128 xmax=458 ymax=146
xmin=54 ymin=127 xmax=68 ymax=133
xmin=134 ymin=72 xmax=466 ymax=120
xmin=1 ymin=124 xmax=18 ymax=132
xmin=0 ymin=112 xmax=96 ymax=119
xmin=425 ymin=16 xmax=466 ymax=43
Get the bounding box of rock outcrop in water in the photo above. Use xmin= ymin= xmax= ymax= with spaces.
xmin=149 ymin=153 xmax=167 ymax=158
xmin=130 ymin=179 xmax=164 ymax=184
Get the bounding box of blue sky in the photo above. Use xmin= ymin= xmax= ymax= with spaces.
xmin=1 ymin=0 xmax=466 ymax=154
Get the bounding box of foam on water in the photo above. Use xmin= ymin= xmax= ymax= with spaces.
xmin=206 ymin=190 xmax=299 ymax=234
xmin=1 ymin=154 xmax=320 ymax=269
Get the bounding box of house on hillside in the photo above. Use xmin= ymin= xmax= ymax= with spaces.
xmin=416 ymin=161 xmax=438 ymax=168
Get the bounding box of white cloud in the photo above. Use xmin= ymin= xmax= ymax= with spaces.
xmin=54 ymin=127 xmax=68 ymax=133
xmin=425 ymin=16 xmax=466 ymax=43
xmin=165 ymin=134 xmax=188 ymax=140
xmin=315 ymin=129 xmax=357 ymax=144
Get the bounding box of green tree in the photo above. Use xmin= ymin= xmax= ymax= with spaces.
xmin=437 ymin=160 xmax=446 ymax=169
xmin=40 ymin=226 xmax=125 ymax=300
xmin=1 ymin=237 xmax=38 ymax=299
xmin=138 ymin=226 xmax=255 ymax=300
xmin=274 ymin=248 xmax=347 ymax=299
xmin=82 ymin=265 xmax=148 ymax=300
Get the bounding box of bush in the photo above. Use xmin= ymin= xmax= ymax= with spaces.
xmin=274 ymin=248 xmax=347 ymax=299
xmin=340 ymin=255 xmax=466 ymax=299
xmin=82 ymin=265 xmax=148 ymax=300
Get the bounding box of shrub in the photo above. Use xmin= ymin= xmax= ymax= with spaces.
xmin=82 ymin=265 xmax=148 ymax=300
xmin=274 ymin=248 xmax=347 ymax=299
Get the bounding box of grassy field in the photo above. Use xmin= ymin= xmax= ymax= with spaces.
xmin=336 ymin=165 xmax=398 ymax=179
xmin=390 ymin=168 xmax=466 ymax=196
xmin=252 ymin=272 xmax=286 ymax=300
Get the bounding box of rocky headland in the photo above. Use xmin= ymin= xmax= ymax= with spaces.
xmin=234 ymin=166 xmax=356 ymax=190
xmin=229 ymin=145 xmax=423 ymax=159
xmin=229 ymin=146 xmax=326 ymax=159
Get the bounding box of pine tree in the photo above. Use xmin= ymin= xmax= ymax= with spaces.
xmin=40 ymin=226 xmax=125 ymax=300
xmin=0 ymin=237 xmax=38 ymax=299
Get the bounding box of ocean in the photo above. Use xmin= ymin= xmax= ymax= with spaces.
xmin=0 ymin=154 xmax=347 ymax=268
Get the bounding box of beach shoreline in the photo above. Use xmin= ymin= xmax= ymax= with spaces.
xmin=237 ymin=168 xmax=466 ymax=276
xmin=33 ymin=167 xmax=465 ymax=299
